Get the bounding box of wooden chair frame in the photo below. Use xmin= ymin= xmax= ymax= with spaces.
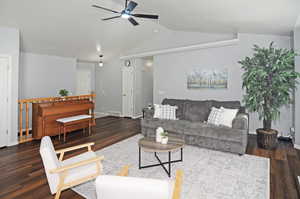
xmin=117 ymin=166 xmax=183 ymax=199
xmin=49 ymin=142 xmax=104 ymax=199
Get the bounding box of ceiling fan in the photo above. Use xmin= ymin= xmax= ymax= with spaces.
xmin=92 ymin=0 xmax=159 ymax=26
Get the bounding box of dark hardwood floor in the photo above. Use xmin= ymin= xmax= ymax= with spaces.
xmin=0 ymin=116 xmax=299 ymax=199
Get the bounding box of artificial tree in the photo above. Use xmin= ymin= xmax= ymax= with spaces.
xmin=239 ymin=42 xmax=299 ymax=148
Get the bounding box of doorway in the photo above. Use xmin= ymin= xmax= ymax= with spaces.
xmin=0 ymin=55 xmax=11 ymax=147
xmin=122 ymin=57 xmax=154 ymax=118
xmin=76 ymin=62 xmax=95 ymax=95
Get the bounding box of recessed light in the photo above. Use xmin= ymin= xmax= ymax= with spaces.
xmin=153 ymin=29 xmax=159 ymax=33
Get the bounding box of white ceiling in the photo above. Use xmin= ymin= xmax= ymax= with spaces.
xmin=0 ymin=0 xmax=299 ymax=61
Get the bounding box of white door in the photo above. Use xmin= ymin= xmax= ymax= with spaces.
xmin=0 ymin=56 xmax=9 ymax=147
xmin=76 ymin=69 xmax=92 ymax=95
xmin=122 ymin=66 xmax=134 ymax=117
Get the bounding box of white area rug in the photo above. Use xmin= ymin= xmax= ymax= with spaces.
xmin=72 ymin=135 xmax=269 ymax=199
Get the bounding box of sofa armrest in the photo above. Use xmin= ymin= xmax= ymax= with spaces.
xmin=232 ymin=113 xmax=249 ymax=131
xmin=143 ymin=108 xmax=154 ymax=119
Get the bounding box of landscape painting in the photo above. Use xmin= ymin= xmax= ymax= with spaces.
xmin=187 ymin=68 xmax=228 ymax=89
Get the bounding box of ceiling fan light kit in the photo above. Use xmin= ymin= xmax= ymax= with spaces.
xmin=98 ymin=54 xmax=104 ymax=67
xmin=92 ymin=0 xmax=159 ymax=26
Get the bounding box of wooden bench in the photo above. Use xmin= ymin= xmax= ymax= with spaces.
xmin=56 ymin=115 xmax=92 ymax=142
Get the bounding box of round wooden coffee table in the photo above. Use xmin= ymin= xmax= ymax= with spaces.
xmin=138 ymin=136 xmax=184 ymax=177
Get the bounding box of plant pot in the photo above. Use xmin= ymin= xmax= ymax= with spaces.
xmin=256 ymin=128 xmax=278 ymax=149
xmin=161 ymin=137 xmax=168 ymax=144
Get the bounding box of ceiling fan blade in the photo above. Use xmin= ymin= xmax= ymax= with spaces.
xmin=102 ymin=16 xmax=121 ymax=21
xmin=92 ymin=5 xmax=120 ymax=14
xmin=132 ymin=14 xmax=159 ymax=19
xmin=125 ymin=0 xmax=128 ymax=8
xmin=126 ymin=1 xmax=138 ymax=12
xmin=128 ymin=17 xmax=139 ymax=26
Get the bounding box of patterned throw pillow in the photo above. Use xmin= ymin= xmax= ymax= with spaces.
xmin=153 ymin=104 xmax=161 ymax=118
xmin=153 ymin=104 xmax=177 ymax=120
xmin=218 ymin=107 xmax=239 ymax=128
xmin=207 ymin=107 xmax=223 ymax=125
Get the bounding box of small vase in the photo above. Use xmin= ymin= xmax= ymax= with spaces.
xmin=161 ymin=137 xmax=168 ymax=144
xmin=156 ymin=127 xmax=164 ymax=143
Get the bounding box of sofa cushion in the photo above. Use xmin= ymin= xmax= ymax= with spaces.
xmin=141 ymin=118 xmax=187 ymax=134
xmin=162 ymin=99 xmax=186 ymax=120
xmin=183 ymin=121 xmax=244 ymax=143
xmin=183 ymin=100 xmax=212 ymax=122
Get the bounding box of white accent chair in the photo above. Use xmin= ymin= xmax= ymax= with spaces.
xmin=95 ymin=166 xmax=183 ymax=199
xmin=39 ymin=136 xmax=104 ymax=199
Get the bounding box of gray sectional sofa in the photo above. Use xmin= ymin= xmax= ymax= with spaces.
xmin=141 ymin=99 xmax=249 ymax=155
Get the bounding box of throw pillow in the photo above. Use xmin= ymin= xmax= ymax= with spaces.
xmin=153 ymin=104 xmax=161 ymax=118
xmin=153 ymin=104 xmax=177 ymax=120
xmin=160 ymin=105 xmax=177 ymax=120
xmin=207 ymin=107 xmax=223 ymax=125
xmin=218 ymin=107 xmax=239 ymax=128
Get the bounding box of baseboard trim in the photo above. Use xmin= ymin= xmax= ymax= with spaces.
xmin=294 ymin=144 xmax=300 ymax=150
xmin=132 ymin=114 xmax=143 ymax=119
xmin=8 ymin=141 xmax=18 ymax=146
xmin=95 ymin=111 xmax=121 ymax=118
xmin=94 ymin=112 xmax=108 ymax=118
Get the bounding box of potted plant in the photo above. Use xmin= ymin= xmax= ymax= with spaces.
xmin=59 ymin=89 xmax=69 ymax=97
xmin=161 ymin=131 xmax=169 ymax=144
xmin=239 ymin=42 xmax=300 ymax=149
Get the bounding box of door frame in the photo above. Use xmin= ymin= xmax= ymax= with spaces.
xmin=0 ymin=54 xmax=12 ymax=147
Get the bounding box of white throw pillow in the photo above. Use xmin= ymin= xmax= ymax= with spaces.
xmin=153 ymin=104 xmax=161 ymax=118
xmin=218 ymin=107 xmax=239 ymax=128
xmin=153 ymin=104 xmax=177 ymax=120
xmin=207 ymin=107 xmax=223 ymax=125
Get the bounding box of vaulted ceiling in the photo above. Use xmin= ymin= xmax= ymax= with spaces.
xmin=0 ymin=0 xmax=299 ymax=61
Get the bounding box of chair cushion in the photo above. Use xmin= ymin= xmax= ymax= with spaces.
xmin=61 ymin=151 xmax=102 ymax=184
xmin=95 ymin=175 xmax=174 ymax=199
xmin=40 ymin=136 xmax=61 ymax=194
xmin=56 ymin=114 xmax=91 ymax=123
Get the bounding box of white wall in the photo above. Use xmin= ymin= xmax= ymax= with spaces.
xmin=20 ymin=52 xmax=77 ymax=99
xmin=132 ymin=58 xmax=143 ymax=117
xmin=96 ymin=59 xmax=122 ymax=116
xmin=19 ymin=52 xmax=77 ymax=130
xmin=294 ymin=23 xmax=300 ymax=145
xmin=131 ymin=58 xmax=154 ymax=117
xmin=0 ymin=27 xmax=20 ymax=146
xmin=76 ymin=62 xmax=96 ymax=94
xmin=126 ymin=28 xmax=235 ymax=55
xmin=141 ymin=58 xmax=154 ymax=109
xmin=153 ymin=33 xmax=292 ymax=135
xmin=95 ymin=58 xmax=153 ymax=118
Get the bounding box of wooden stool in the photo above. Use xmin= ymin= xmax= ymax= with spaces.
xmin=56 ymin=115 xmax=92 ymax=142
